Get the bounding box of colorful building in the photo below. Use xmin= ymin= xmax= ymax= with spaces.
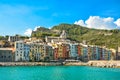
xmin=62 ymin=44 xmax=69 ymax=59
xmin=93 ymin=46 xmax=100 ymax=60
xmin=69 ymin=43 xmax=78 ymax=59
xmin=53 ymin=43 xmax=69 ymax=60
xmin=8 ymin=35 xmax=21 ymax=42
xmin=45 ymin=45 xmax=54 ymax=61
xmin=29 ymin=43 xmax=53 ymax=61
xmin=77 ymin=45 xmax=81 ymax=56
xmin=53 ymin=48 xmax=58 ymax=60
xmin=57 ymin=43 xmax=63 ymax=60
xmin=116 ymin=47 xmax=120 ymax=60
xmin=107 ymin=50 xmax=112 ymax=60
xmin=15 ymin=41 xmax=30 ymax=61
xmin=82 ymin=46 xmax=88 ymax=61
xmin=29 ymin=43 xmax=41 ymax=61
xmin=0 ymin=48 xmax=15 ymax=62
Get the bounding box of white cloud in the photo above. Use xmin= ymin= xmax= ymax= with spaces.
xmin=33 ymin=26 xmax=41 ymax=31
xmin=114 ymin=18 xmax=120 ymax=27
xmin=74 ymin=16 xmax=120 ymax=29
xmin=24 ymin=26 xmax=41 ymax=36
xmin=24 ymin=28 xmax=32 ymax=36
xmin=74 ymin=20 xmax=86 ymax=27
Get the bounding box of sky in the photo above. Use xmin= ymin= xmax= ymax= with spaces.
xmin=0 ymin=0 xmax=120 ymax=36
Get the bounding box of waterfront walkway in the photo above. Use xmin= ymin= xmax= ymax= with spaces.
xmin=0 ymin=60 xmax=120 ymax=68
xmin=0 ymin=62 xmax=62 ymax=66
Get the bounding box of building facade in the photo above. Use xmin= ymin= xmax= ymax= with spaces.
xmin=0 ymin=48 xmax=15 ymax=62
xmin=69 ymin=43 xmax=78 ymax=59
xmin=53 ymin=48 xmax=59 ymax=60
xmin=29 ymin=43 xmax=41 ymax=61
xmin=8 ymin=35 xmax=21 ymax=42
xmin=29 ymin=43 xmax=53 ymax=61
xmin=116 ymin=47 xmax=120 ymax=60
xmin=15 ymin=41 xmax=30 ymax=61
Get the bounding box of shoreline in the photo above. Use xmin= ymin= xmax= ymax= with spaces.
xmin=0 ymin=60 xmax=120 ymax=68
xmin=0 ymin=62 xmax=62 ymax=66
xmin=64 ymin=60 xmax=120 ymax=68
xmin=87 ymin=60 xmax=120 ymax=68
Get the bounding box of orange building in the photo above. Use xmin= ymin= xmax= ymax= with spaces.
xmin=77 ymin=45 xmax=81 ymax=56
xmin=53 ymin=43 xmax=69 ymax=60
xmin=62 ymin=44 xmax=69 ymax=59
xmin=54 ymin=48 xmax=58 ymax=60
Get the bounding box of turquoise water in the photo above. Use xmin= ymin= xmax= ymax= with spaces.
xmin=0 ymin=66 xmax=120 ymax=80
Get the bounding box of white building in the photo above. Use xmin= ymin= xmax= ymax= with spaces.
xmin=8 ymin=35 xmax=21 ymax=42
xmin=69 ymin=43 xmax=78 ymax=58
xmin=15 ymin=41 xmax=30 ymax=61
xmin=45 ymin=30 xmax=70 ymax=43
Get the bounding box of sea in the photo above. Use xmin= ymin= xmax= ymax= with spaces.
xmin=0 ymin=66 xmax=120 ymax=80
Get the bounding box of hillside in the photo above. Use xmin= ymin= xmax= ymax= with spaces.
xmin=31 ymin=27 xmax=60 ymax=38
xmin=31 ymin=23 xmax=120 ymax=49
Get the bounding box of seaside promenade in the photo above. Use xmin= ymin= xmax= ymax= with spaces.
xmin=0 ymin=62 xmax=62 ymax=66
xmin=0 ymin=60 xmax=120 ymax=68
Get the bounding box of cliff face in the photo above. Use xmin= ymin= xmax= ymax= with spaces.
xmin=31 ymin=23 xmax=120 ymax=49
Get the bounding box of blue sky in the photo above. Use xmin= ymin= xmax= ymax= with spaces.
xmin=0 ymin=0 xmax=120 ymax=36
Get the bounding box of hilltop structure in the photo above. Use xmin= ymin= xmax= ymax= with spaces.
xmin=45 ymin=30 xmax=70 ymax=43
xmin=8 ymin=35 xmax=21 ymax=42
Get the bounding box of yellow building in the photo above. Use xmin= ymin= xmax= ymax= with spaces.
xmin=29 ymin=43 xmax=41 ymax=61
xmin=29 ymin=43 xmax=53 ymax=61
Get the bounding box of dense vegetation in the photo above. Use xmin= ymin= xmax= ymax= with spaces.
xmin=31 ymin=27 xmax=60 ymax=39
xmin=32 ymin=23 xmax=120 ymax=49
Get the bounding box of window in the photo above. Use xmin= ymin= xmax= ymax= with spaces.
xmin=8 ymin=56 xmax=11 ymax=58
xmin=16 ymin=43 xmax=18 ymax=48
xmin=24 ymin=53 xmax=26 ymax=57
xmin=9 ymin=51 xmax=11 ymax=54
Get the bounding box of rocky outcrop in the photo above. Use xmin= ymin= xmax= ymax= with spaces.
xmin=64 ymin=60 xmax=120 ymax=68
xmin=87 ymin=60 xmax=120 ymax=68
